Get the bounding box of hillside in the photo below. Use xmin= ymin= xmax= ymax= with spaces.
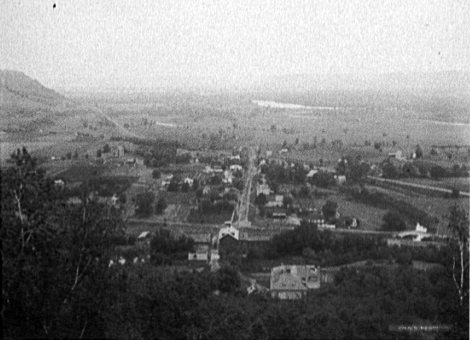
xmin=0 ymin=70 xmax=65 ymax=112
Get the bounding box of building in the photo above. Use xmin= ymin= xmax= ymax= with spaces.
xmin=218 ymin=226 xmax=272 ymax=256
xmin=256 ymin=183 xmax=271 ymax=196
xmin=335 ymin=175 xmax=346 ymax=185
xmin=270 ymin=265 xmax=321 ymax=299
xmin=54 ymin=179 xmax=65 ymax=187
xmin=183 ymin=177 xmax=194 ymax=186
xmin=187 ymin=232 xmax=212 ymax=262
xmin=230 ymin=164 xmax=243 ymax=172
xmin=388 ymin=150 xmax=406 ymax=161
xmin=265 ymin=195 xmax=284 ymax=208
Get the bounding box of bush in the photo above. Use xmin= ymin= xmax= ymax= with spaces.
xmin=322 ymin=200 xmax=338 ymax=222
xmin=155 ymin=198 xmax=168 ymax=214
xmin=381 ymin=211 xmax=406 ymax=231
xmin=430 ymin=166 xmax=447 ymax=179
xmin=135 ymin=192 xmax=155 ymax=217
xmin=152 ymin=170 xmax=161 ymax=179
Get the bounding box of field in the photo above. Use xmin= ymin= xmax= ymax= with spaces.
xmin=366 ymin=184 xmax=468 ymax=235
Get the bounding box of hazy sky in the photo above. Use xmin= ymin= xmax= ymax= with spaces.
xmin=1 ymin=0 xmax=469 ymax=89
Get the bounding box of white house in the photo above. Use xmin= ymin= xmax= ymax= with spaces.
xmin=306 ymin=169 xmax=318 ymax=178
xmin=183 ymin=177 xmax=194 ymax=186
xmin=218 ymin=225 xmax=240 ymax=242
xmin=54 ymin=179 xmax=65 ymax=187
xmin=230 ymin=164 xmax=243 ymax=172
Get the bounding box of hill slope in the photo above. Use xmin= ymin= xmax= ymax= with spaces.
xmin=0 ymin=70 xmax=65 ymax=111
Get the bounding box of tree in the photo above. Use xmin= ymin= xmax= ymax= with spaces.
xmin=446 ymin=205 xmax=469 ymax=306
xmin=254 ymin=193 xmax=267 ymax=207
xmin=152 ymin=169 xmax=161 ymax=179
xmin=382 ymin=162 xmax=398 ymax=179
xmin=192 ymin=179 xmax=200 ymax=191
xmin=415 ymin=144 xmax=423 ymax=159
xmin=168 ymin=178 xmax=179 ymax=192
xmin=322 ymin=200 xmax=338 ymax=222
xmin=135 ymin=192 xmax=155 ymax=217
xmin=2 ymin=149 xmax=124 ymax=338
xmin=96 ymin=149 xmax=102 ymax=158
xmin=103 ymin=143 xmax=111 ymax=153
xmin=182 ymin=182 xmax=190 ymax=192
xmin=381 ymin=211 xmax=406 ymax=231
xmin=310 ymin=171 xmax=335 ymax=188
xmin=283 ymin=195 xmax=293 ymax=208
xmin=430 ymin=166 xmax=446 ymax=179
xmin=155 ymin=198 xmax=168 ymax=215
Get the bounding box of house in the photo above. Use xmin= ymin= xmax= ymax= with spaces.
xmin=265 ymin=195 xmax=284 ymax=208
xmin=183 ymin=177 xmax=194 ymax=186
xmin=229 ymin=154 xmax=241 ymax=161
xmin=306 ymin=169 xmax=318 ymax=179
xmin=388 ymin=150 xmax=406 ymax=161
xmin=230 ymin=164 xmax=243 ymax=172
xmin=138 ymin=231 xmax=151 ymax=240
xmin=223 ymin=170 xmax=233 ymax=184
xmin=111 ymin=194 xmax=119 ymax=205
xmin=67 ymin=197 xmax=82 ymax=205
xmin=334 ymin=175 xmax=346 ymax=185
xmin=188 ymin=252 xmax=209 ymax=261
xmin=218 ymin=225 xmax=240 ymax=242
xmin=113 ymin=145 xmax=125 ymax=157
xmin=270 ymin=265 xmax=321 ymax=299
xmin=286 ymin=216 xmax=301 ymax=226
xmin=54 ymin=179 xmax=65 ymax=187
xmin=279 ymin=148 xmax=289 ymax=155
xmin=256 ymin=183 xmax=271 ymax=196
xmin=397 ymin=223 xmax=429 ymax=241
xmin=266 ymin=151 xmax=273 ymax=157
xmin=318 ymin=223 xmax=336 ymax=230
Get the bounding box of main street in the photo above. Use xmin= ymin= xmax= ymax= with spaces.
xmin=235 ymin=146 xmax=257 ymax=228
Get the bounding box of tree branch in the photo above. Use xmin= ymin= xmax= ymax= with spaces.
xmin=14 ymin=190 xmax=25 ymax=247
xmin=79 ymin=319 xmax=88 ymax=339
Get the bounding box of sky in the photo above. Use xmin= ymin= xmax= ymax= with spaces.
xmin=1 ymin=0 xmax=469 ymax=89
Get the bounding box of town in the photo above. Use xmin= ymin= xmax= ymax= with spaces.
xmin=2 ymin=1 xmax=469 ymax=338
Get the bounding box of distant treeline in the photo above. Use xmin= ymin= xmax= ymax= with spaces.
xmin=110 ymin=135 xmax=179 ymax=149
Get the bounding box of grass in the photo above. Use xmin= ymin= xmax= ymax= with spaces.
xmin=366 ymin=184 xmax=468 ymax=236
xmin=398 ymin=177 xmax=470 ymax=193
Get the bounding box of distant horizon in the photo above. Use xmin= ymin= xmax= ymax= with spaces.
xmin=2 ymin=0 xmax=469 ymax=90
xmin=3 ymin=68 xmax=469 ymax=94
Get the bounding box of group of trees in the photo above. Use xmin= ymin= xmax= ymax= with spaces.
xmin=135 ymin=192 xmax=167 ymax=217
xmin=150 ymin=229 xmax=194 ymax=265
xmin=348 ymin=187 xmax=438 ymax=230
xmin=383 ymin=160 xmax=469 ymax=180
xmin=261 ymin=162 xmax=307 ymax=187
xmin=2 ymin=150 xmax=125 ymax=338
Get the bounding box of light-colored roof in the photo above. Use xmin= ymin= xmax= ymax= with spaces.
xmin=138 ymin=231 xmax=150 ymax=239
xmin=271 ymin=272 xmax=307 ymax=291
xmin=189 ymin=233 xmax=212 ymax=243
